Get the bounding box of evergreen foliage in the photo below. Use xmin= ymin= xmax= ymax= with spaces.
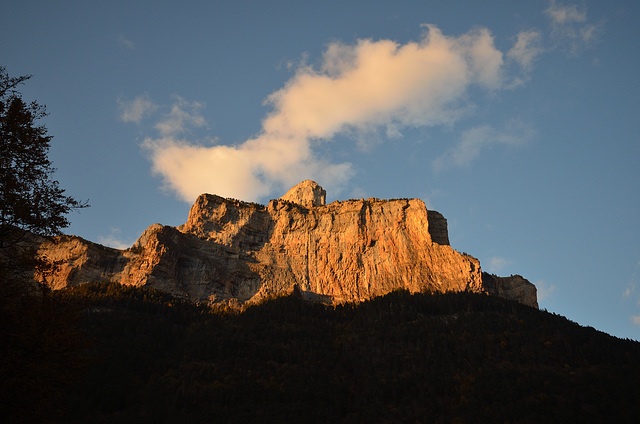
xmin=53 ymin=283 xmax=640 ymax=423
xmin=0 ymin=66 xmax=89 ymax=424
xmin=0 ymin=66 xmax=87 ymax=245
xmin=0 ymin=289 xmax=90 ymax=424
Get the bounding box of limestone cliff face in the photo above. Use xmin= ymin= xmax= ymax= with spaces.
xmin=36 ymin=181 xmax=537 ymax=307
xmin=36 ymin=235 xmax=132 ymax=290
xmin=481 ymin=273 xmax=538 ymax=309
xmin=279 ymin=179 xmax=326 ymax=208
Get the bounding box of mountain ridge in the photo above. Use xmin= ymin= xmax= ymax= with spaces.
xmin=35 ymin=180 xmax=537 ymax=307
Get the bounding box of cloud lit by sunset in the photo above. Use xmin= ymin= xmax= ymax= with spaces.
xmin=138 ymin=25 xmax=530 ymax=203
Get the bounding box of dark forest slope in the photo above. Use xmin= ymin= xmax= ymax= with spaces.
xmin=27 ymin=284 xmax=640 ymax=423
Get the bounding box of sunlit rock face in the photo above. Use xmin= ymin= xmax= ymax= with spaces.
xmin=279 ymin=179 xmax=326 ymax=208
xmin=36 ymin=181 xmax=538 ymax=308
xmin=481 ymin=273 xmax=538 ymax=309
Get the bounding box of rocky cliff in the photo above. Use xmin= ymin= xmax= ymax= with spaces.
xmin=36 ymin=181 xmax=537 ymax=308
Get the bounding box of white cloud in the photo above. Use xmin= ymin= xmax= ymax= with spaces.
xmin=154 ymin=96 xmax=207 ymax=137
xmin=143 ymin=133 xmax=353 ymax=202
xmin=536 ymin=279 xmax=556 ymax=302
xmin=545 ymin=1 xmax=586 ymax=25
xmin=98 ymin=228 xmax=134 ymax=250
xmin=625 ymin=262 xmax=640 ymax=325
xmin=119 ymin=94 xmax=157 ymax=124
xmin=118 ymin=34 xmax=135 ymax=50
xmin=624 ymin=282 xmax=635 ymax=299
xmin=433 ymin=121 xmax=533 ymax=171
xmin=263 ymin=25 xmax=504 ymax=142
xmin=349 ymin=186 xmax=368 ymax=200
xmin=487 ymin=256 xmax=510 ymax=273
xmin=508 ymin=30 xmax=544 ymax=73
xmin=140 ymin=24 xmax=532 ymax=203
xmin=544 ymin=0 xmax=603 ymax=55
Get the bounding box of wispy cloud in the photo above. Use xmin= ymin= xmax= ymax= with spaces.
xmin=508 ymin=30 xmax=544 ymax=73
xmin=117 ymin=34 xmax=135 ymax=50
xmin=544 ymin=0 xmax=603 ymax=55
xmin=118 ymin=94 xmax=157 ymax=124
xmin=536 ymin=279 xmax=556 ymax=302
xmin=98 ymin=228 xmax=133 ymax=250
xmin=625 ymin=261 xmax=640 ymax=326
xmin=433 ymin=121 xmax=533 ymax=172
xmin=486 ymin=256 xmax=511 ymax=273
xmin=153 ymin=96 xmax=207 ymax=137
xmin=545 ymin=0 xmax=587 ymax=25
xmin=624 ymin=282 xmax=635 ymax=299
xmin=136 ymin=24 xmax=535 ymax=203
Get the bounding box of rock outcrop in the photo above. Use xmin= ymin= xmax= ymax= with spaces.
xmin=35 ymin=181 xmax=537 ymax=308
xmin=279 ymin=179 xmax=326 ymax=208
xmin=481 ymin=273 xmax=538 ymax=309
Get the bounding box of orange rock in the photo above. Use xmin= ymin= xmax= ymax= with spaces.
xmin=36 ymin=181 xmax=537 ymax=308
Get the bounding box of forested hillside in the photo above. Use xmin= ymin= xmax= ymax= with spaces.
xmin=11 ymin=283 xmax=640 ymax=423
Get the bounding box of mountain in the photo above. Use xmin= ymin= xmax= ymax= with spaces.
xmin=36 ymin=180 xmax=537 ymax=307
xmin=9 ymin=182 xmax=640 ymax=423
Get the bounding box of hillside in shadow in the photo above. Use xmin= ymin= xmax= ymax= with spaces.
xmin=47 ymin=283 xmax=640 ymax=423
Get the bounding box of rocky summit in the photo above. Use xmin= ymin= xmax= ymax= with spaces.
xmin=36 ymin=181 xmax=537 ymax=307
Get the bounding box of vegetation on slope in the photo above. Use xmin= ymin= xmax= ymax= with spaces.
xmin=39 ymin=282 xmax=640 ymax=424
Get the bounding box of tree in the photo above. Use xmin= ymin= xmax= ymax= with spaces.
xmin=0 ymin=66 xmax=87 ymax=249
xmin=0 ymin=67 xmax=90 ymax=423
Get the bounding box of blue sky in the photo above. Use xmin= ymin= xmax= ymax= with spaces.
xmin=2 ymin=0 xmax=639 ymax=340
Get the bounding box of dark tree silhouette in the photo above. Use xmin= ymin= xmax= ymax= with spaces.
xmin=0 ymin=67 xmax=89 ymax=424
xmin=0 ymin=66 xmax=87 ymax=249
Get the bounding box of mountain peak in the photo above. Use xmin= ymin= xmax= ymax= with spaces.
xmin=279 ymin=180 xmax=326 ymax=208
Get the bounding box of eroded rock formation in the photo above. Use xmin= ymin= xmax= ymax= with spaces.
xmin=481 ymin=273 xmax=538 ymax=309
xmin=35 ymin=181 xmax=537 ymax=307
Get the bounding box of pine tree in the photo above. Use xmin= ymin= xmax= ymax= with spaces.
xmin=0 ymin=66 xmax=90 ymax=423
xmin=0 ymin=66 xmax=87 ymax=249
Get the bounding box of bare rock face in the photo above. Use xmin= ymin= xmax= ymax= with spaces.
xmin=36 ymin=235 xmax=132 ymax=290
xmin=35 ymin=181 xmax=537 ymax=308
xmin=279 ymin=180 xmax=326 ymax=208
xmin=481 ymin=273 xmax=538 ymax=309
xmin=425 ymin=210 xmax=450 ymax=246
